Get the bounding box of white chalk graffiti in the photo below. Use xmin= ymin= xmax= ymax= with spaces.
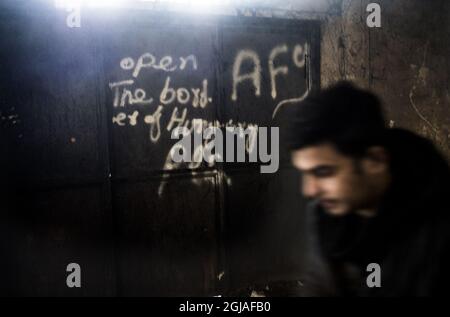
xmin=109 ymin=80 xmax=153 ymax=107
xmin=272 ymin=89 xmax=310 ymax=119
xmin=231 ymin=50 xmax=262 ymax=101
xmin=119 ymin=53 xmax=198 ymax=78
xmin=144 ymin=105 xmax=163 ymax=143
xmin=292 ymin=44 xmax=307 ymax=68
xmin=231 ymin=43 xmax=309 ymax=105
xmin=269 ymin=44 xmax=289 ymax=99
xmin=109 ymin=42 xmax=311 ymax=194
xmin=160 ymin=77 xmax=211 ymax=108
xmin=166 ymin=106 xmax=188 ymax=132
xmin=111 ymin=110 xmax=139 ymax=127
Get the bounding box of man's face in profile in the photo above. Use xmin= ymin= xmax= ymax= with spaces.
xmin=291 ymin=143 xmax=389 ymax=216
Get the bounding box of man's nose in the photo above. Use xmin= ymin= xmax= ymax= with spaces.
xmin=302 ymin=176 xmax=320 ymax=198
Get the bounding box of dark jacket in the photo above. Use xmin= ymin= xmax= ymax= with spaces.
xmin=302 ymin=128 xmax=450 ymax=296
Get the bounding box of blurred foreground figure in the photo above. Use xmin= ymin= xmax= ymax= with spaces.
xmin=290 ymin=81 xmax=450 ymax=296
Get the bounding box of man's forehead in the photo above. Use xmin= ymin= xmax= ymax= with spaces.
xmin=291 ymin=144 xmax=345 ymax=170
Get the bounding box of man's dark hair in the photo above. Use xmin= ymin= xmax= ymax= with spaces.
xmin=289 ymin=81 xmax=386 ymax=157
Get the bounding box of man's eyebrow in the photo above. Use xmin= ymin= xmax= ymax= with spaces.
xmin=300 ymin=164 xmax=335 ymax=173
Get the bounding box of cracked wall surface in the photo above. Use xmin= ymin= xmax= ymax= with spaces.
xmin=321 ymin=0 xmax=449 ymax=158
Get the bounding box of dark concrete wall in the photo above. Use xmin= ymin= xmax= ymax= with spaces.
xmin=322 ymin=0 xmax=449 ymax=158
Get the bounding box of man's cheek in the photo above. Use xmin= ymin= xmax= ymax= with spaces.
xmin=323 ymin=179 xmax=341 ymax=197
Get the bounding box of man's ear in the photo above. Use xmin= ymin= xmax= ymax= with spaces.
xmin=362 ymin=146 xmax=390 ymax=175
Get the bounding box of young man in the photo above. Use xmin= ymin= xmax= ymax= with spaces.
xmin=289 ymin=82 xmax=450 ymax=296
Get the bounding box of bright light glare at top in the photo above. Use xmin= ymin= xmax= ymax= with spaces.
xmin=139 ymin=0 xmax=233 ymax=4
xmin=54 ymin=0 xmax=126 ymax=8
xmin=55 ymin=0 xmax=235 ymax=8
